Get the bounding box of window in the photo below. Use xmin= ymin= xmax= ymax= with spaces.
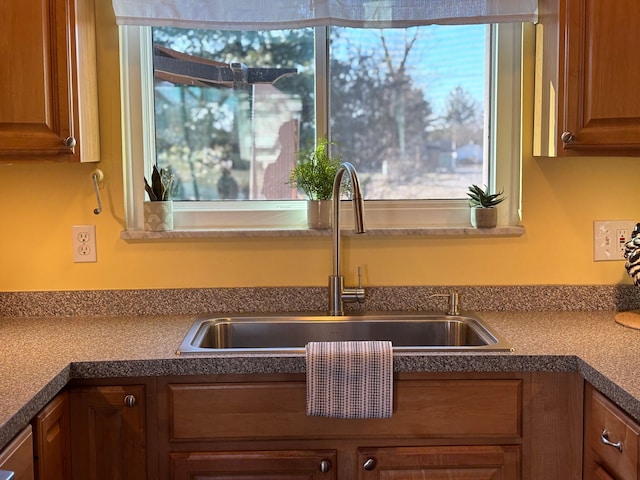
xmin=120 ymin=22 xmax=526 ymax=231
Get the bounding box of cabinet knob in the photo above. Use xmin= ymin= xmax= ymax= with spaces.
xmin=561 ymin=131 xmax=575 ymax=144
xmin=363 ymin=457 xmax=377 ymax=471
xmin=63 ymin=136 xmax=77 ymax=148
xmin=319 ymin=459 xmax=331 ymax=473
xmin=123 ymin=394 xmax=137 ymax=407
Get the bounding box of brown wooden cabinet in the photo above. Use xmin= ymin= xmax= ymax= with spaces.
xmin=534 ymin=0 xmax=640 ymax=156
xmin=32 ymin=391 xmax=71 ymax=480
xmin=0 ymin=426 xmax=34 ymax=480
xmin=155 ymin=372 xmax=583 ymax=480
xmin=10 ymin=372 xmax=581 ymax=480
xmin=0 ymin=0 xmax=100 ymax=162
xmin=69 ymin=385 xmax=147 ymax=480
xmin=585 ymin=383 xmax=640 ymax=480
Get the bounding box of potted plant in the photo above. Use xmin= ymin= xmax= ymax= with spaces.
xmin=143 ymin=165 xmax=174 ymax=231
xmin=289 ymin=137 xmax=343 ymax=229
xmin=467 ymin=184 xmax=505 ymax=228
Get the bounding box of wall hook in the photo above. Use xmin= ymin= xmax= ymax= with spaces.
xmin=91 ymin=169 xmax=104 ymax=215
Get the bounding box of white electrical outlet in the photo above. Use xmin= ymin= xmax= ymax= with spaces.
xmin=72 ymin=225 xmax=97 ymax=263
xmin=594 ymin=220 xmax=636 ymax=261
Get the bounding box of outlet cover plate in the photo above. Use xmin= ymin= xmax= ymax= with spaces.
xmin=594 ymin=220 xmax=635 ymax=261
xmin=72 ymin=225 xmax=97 ymax=263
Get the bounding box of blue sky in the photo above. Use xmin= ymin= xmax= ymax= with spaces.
xmin=331 ymin=24 xmax=487 ymax=117
xmin=415 ymin=24 xmax=487 ymax=114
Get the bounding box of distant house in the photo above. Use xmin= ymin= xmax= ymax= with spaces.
xmin=456 ymin=142 xmax=483 ymax=165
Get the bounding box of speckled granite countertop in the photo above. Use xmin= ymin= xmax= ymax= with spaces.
xmin=1 ymin=310 xmax=639 ymax=451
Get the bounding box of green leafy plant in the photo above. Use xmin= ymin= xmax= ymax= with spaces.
xmin=288 ymin=137 xmax=343 ymax=201
xmin=467 ymin=184 xmax=505 ymax=208
xmin=144 ymin=165 xmax=173 ymax=201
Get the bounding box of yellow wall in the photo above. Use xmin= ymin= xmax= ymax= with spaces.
xmin=0 ymin=2 xmax=636 ymax=292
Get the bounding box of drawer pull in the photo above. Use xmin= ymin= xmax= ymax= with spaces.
xmin=601 ymin=429 xmax=623 ymax=452
xmin=123 ymin=394 xmax=137 ymax=407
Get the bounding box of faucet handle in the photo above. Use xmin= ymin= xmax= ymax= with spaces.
xmin=341 ymin=266 xmax=366 ymax=305
xmin=429 ymin=292 xmax=460 ymax=316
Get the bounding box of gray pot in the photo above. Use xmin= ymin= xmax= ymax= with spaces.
xmin=307 ymin=200 xmax=332 ymax=229
xmin=470 ymin=206 xmax=497 ymax=228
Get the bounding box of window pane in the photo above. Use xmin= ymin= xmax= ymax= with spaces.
xmin=150 ymin=25 xmax=489 ymax=204
xmin=152 ymin=27 xmax=315 ymax=201
xmin=329 ymin=25 xmax=488 ymax=200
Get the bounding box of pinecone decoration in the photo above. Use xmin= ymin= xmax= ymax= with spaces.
xmin=624 ymin=223 xmax=640 ymax=285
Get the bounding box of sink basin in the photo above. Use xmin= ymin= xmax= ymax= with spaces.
xmin=177 ymin=312 xmax=513 ymax=354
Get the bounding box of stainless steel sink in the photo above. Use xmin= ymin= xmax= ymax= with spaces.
xmin=177 ymin=312 xmax=513 ymax=354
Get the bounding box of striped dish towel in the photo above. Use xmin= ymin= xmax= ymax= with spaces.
xmin=305 ymin=340 xmax=393 ymax=419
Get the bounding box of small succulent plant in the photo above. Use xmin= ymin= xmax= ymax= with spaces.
xmin=144 ymin=165 xmax=173 ymax=201
xmin=467 ymin=184 xmax=505 ymax=208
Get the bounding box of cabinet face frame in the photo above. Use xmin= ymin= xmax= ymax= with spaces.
xmin=154 ymin=371 xmax=583 ymax=480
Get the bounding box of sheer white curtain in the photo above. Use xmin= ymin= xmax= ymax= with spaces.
xmin=112 ymin=0 xmax=538 ymax=29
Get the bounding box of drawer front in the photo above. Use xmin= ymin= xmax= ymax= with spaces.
xmin=168 ymin=379 xmax=522 ymax=441
xmin=357 ymin=445 xmax=521 ymax=479
xmin=170 ymin=450 xmax=337 ymax=480
xmin=591 ymin=390 xmax=639 ymax=480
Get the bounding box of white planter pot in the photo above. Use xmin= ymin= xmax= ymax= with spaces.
xmin=144 ymin=201 xmax=173 ymax=231
xmin=470 ymin=206 xmax=497 ymax=228
xmin=307 ymin=200 xmax=332 ymax=229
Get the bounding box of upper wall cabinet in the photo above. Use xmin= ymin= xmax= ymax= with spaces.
xmin=0 ymin=0 xmax=100 ymax=163
xmin=534 ymin=0 xmax=640 ymax=157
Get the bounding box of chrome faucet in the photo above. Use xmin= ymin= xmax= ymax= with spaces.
xmin=329 ymin=162 xmax=366 ymax=316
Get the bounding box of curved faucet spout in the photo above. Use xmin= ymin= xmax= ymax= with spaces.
xmin=329 ymin=162 xmax=366 ymax=315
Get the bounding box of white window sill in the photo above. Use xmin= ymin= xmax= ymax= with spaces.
xmin=120 ymin=225 xmax=525 ymax=240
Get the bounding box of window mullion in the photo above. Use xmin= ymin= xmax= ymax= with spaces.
xmin=492 ymin=23 xmax=524 ymax=227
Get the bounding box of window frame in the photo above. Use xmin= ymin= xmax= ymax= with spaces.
xmin=119 ymin=23 xmax=525 ymax=233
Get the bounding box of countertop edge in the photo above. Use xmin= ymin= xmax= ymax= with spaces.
xmin=0 ymin=352 xmax=587 ymax=452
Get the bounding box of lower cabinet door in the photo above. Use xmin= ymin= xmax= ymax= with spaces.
xmin=357 ymin=445 xmax=521 ymax=480
xmin=69 ymin=385 xmax=147 ymax=480
xmin=32 ymin=391 xmax=71 ymax=480
xmin=170 ymin=450 xmax=337 ymax=480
